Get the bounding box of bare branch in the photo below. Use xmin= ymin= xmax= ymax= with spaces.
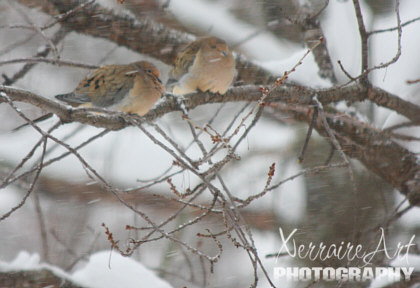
xmin=298 ymin=106 xmax=318 ymax=163
xmin=339 ymin=0 xmax=402 ymax=88
xmin=352 ymin=0 xmax=369 ymax=85
xmin=369 ymin=15 xmax=420 ymax=35
xmin=0 ymin=57 xmax=98 ymax=70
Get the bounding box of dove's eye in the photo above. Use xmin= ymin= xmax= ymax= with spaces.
xmin=147 ymin=69 xmax=152 ymax=73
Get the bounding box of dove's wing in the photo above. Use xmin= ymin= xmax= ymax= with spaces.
xmin=168 ymin=40 xmax=201 ymax=84
xmin=69 ymin=64 xmax=138 ymax=107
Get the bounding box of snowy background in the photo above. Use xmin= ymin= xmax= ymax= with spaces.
xmin=0 ymin=0 xmax=420 ymax=287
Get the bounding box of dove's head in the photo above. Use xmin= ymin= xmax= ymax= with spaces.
xmin=134 ymin=61 xmax=161 ymax=79
xmin=201 ymin=37 xmax=231 ymax=57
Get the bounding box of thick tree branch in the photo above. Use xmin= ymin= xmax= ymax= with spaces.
xmin=3 ymin=83 xmax=420 ymax=129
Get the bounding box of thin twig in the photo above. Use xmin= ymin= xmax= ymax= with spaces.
xmin=352 ymin=0 xmax=369 ymax=85
xmin=298 ymin=106 xmax=318 ymax=163
xmin=0 ymin=57 xmax=98 ymax=69
xmin=369 ymin=15 xmax=420 ymax=35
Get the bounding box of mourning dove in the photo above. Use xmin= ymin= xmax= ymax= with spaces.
xmin=167 ymin=36 xmax=235 ymax=95
xmin=56 ymin=61 xmax=165 ymax=116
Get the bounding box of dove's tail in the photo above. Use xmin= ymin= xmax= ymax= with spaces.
xmin=55 ymin=93 xmax=89 ymax=105
xmin=55 ymin=93 xmax=76 ymax=104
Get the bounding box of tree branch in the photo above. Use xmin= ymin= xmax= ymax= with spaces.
xmin=352 ymin=0 xmax=369 ymax=86
xmin=3 ymin=82 xmax=420 ymax=129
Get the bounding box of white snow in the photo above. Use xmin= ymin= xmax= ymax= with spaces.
xmin=72 ymin=250 xmax=173 ymax=288
xmin=0 ymin=251 xmax=43 ymax=271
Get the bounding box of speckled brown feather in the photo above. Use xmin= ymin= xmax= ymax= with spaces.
xmin=55 ymin=61 xmax=164 ymax=116
xmin=169 ymin=40 xmax=201 ymax=81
